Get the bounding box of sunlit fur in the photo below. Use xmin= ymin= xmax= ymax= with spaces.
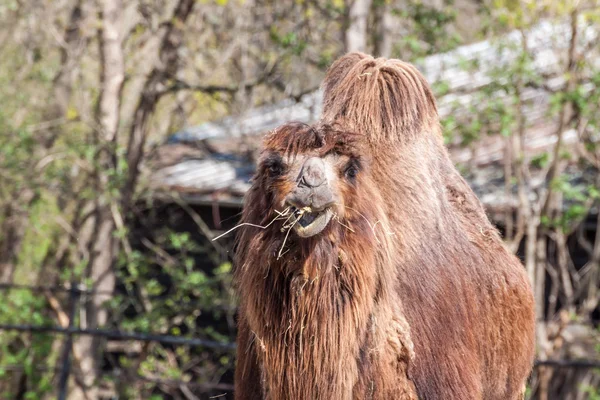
xmin=234 ymin=53 xmax=535 ymax=400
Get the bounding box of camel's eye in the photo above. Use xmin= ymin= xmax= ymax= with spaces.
xmin=265 ymin=155 xmax=285 ymax=177
xmin=269 ymin=163 xmax=283 ymax=176
xmin=345 ymin=166 xmax=358 ymax=179
xmin=344 ymin=159 xmax=360 ymax=180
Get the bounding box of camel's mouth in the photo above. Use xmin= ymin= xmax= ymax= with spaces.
xmin=290 ymin=206 xmax=333 ymax=238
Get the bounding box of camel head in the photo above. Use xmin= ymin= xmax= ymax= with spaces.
xmin=256 ymin=122 xmax=383 ymax=239
xmin=235 ymin=120 xmax=393 ymax=263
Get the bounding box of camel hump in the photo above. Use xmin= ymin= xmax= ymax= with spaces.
xmin=320 ymin=52 xmax=439 ymax=144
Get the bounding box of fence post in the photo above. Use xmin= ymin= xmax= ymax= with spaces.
xmin=57 ymin=282 xmax=80 ymax=400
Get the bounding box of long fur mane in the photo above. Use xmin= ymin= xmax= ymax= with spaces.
xmin=233 ymin=53 xmax=535 ymax=400
xmin=235 ymin=123 xmax=416 ymax=399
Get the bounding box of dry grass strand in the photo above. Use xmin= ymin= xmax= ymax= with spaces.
xmin=212 ymin=206 xmax=292 ymax=241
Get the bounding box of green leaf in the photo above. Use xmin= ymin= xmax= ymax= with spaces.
xmin=530 ymin=152 xmax=549 ymax=168
xmin=188 ymin=271 xmax=206 ymax=286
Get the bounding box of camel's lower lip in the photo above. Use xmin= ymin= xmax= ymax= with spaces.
xmin=290 ymin=206 xmax=333 ymax=237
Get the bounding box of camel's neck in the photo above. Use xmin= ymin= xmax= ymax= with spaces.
xmin=240 ymin=242 xmax=381 ymax=399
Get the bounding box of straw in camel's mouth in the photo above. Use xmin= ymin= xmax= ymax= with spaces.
xmin=290 ymin=206 xmax=333 ymax=237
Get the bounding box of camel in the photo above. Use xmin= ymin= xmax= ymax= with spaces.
xmin=232 ymin=53 xmax=535 ymax=400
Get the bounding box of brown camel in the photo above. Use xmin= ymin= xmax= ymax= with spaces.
xmin=233 ymin=53 xmax=535 ymax=400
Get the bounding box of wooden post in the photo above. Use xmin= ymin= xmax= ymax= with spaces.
xmin=57 ymin=283 xmax=79 ymax=400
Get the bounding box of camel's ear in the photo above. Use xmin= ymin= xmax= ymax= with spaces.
xmin=320 ymin=53 xmax=438 ymax=145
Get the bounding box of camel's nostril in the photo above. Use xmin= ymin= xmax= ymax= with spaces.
xmin=299 ymin=157 xmax=326 ymax=188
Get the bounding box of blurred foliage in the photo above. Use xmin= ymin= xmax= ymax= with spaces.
xmin=393 ymin=1 xmax=462 ymax=60
xmin=0 ymin=0 xmax=598 ymax=399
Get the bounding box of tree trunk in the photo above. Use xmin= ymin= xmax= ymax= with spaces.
xmin=583 ymin=209 xmax=600 ymax=314
xmin=45 ymin=0 xmax=86 ymax=148
xmin=70 ymin=209 xmax=117 ymax=400
xmin=345 ymin=0 xmax=373 ymax=53
xmin=0 ymin=189 xmax=36 ymax=283
xmin=373 ymin=0 xmax=394 ymax=57
xmin=69 ymin=0 xmax=124 ymax=398
xmin=122 ymin=0 xmax=196 ymax=210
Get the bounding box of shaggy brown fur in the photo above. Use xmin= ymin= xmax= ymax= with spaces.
xmin=234 ymin=53 xmax=535 ymax=400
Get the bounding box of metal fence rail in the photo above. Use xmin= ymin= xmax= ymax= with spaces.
xmin=0 ymin=323 xmax=236 ymax=350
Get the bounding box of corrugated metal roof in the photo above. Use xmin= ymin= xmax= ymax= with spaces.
xmin=169 ymin=91 xmax=323 ymax=143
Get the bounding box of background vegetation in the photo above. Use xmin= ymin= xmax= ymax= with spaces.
xmin=0 ymin=0 xmax=598 ymax=399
